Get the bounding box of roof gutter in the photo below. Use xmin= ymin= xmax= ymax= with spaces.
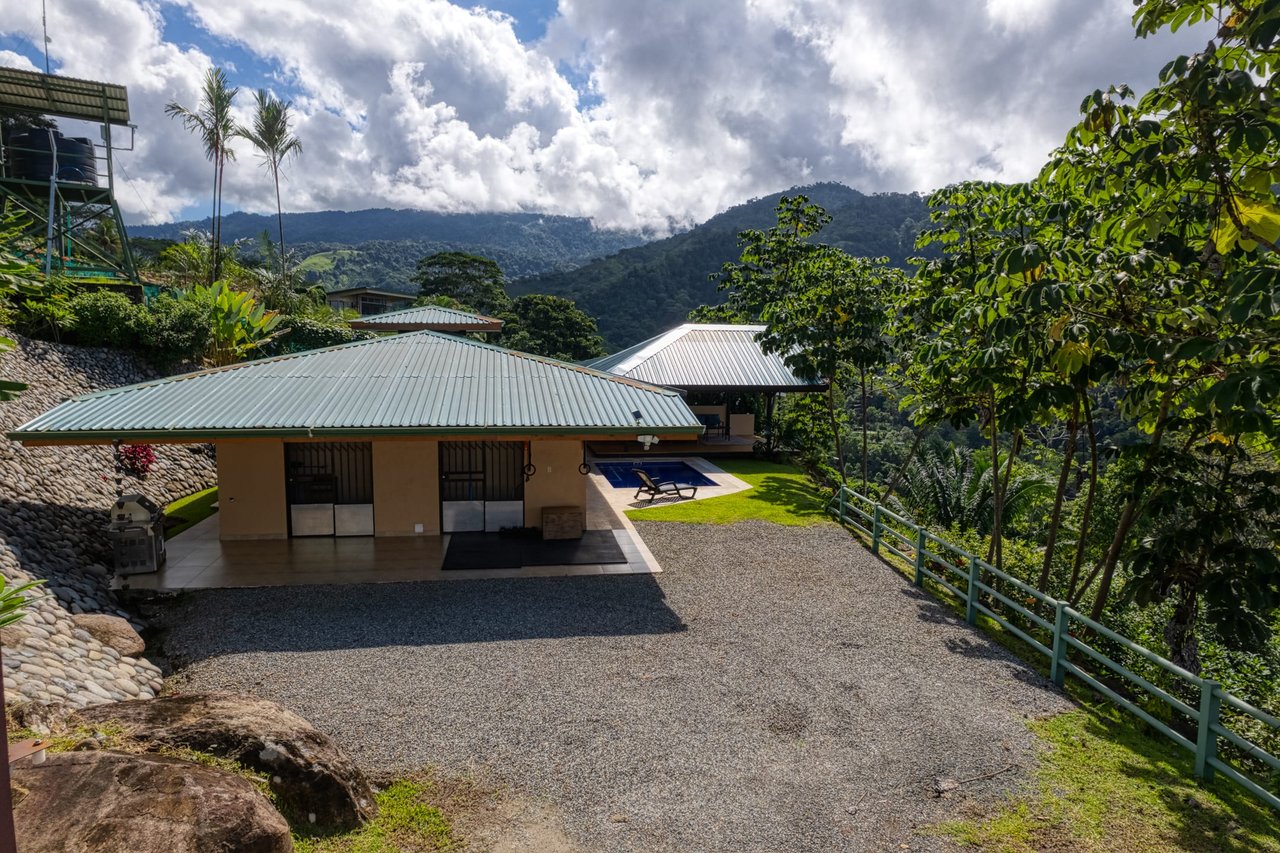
xmin=7 ymin=424 xmax=706 ymax=446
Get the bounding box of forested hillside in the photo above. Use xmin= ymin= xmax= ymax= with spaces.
xmin=131 ymin=208 xmax=646 ymax=290
xmin=509 ymin=183 xmax=930 ymax=348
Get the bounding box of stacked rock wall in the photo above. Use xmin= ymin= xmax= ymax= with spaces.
xmin=0 ymin=334 xmax=217 ymax=706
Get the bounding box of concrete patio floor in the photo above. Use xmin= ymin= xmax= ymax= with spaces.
xmin=117 ymin=478 xmax=662 ymax=591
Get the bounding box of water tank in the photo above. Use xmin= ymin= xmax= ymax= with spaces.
xmin=6 ymin=130 xmax=98 ymax=185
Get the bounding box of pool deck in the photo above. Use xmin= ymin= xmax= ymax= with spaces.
xmin=588 ymin=456 xmax=751 ymax=517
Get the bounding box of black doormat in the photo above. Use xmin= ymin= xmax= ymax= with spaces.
xmin=442 ymin=530 xmax=627 ymax=571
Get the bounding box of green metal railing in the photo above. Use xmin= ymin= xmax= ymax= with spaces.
xmin=829 ymin=485 xmax=1280 ymax=811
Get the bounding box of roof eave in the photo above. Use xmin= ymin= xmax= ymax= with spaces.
xmin=347 ymin=322 xmax=504 ymax=332
xmin=7 ymin=424 xmax=706 ymax=445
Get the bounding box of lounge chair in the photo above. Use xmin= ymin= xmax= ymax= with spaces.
xmin=633 ymin=468 xmax=698 ymax=502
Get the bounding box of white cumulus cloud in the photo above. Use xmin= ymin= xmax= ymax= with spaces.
xmin=0 ymin=0 xmax=1209 ymax=231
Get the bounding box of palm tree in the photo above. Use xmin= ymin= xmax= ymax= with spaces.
xmin=236 ymin=90 xmax=302 ymax=278
xmin=897 ymin=443 xmax=1051 ymax=536
xmin=165 ymin=67 xmax=239 ymax=284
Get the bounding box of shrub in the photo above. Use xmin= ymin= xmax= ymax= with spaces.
xmin=267 ymin=316 xmax=374 ymax=355
xmin=68 ymin=290 xmax=144 ymax=348
xmin=138 ymin=295 xmax=212 ymax=368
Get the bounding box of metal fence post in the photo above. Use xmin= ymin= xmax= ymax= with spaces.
xmin=913 ymin=528 xmax=926 ymax=587
xmin=1050 ymin=601 xmax=1069 ymax=687
xmin=871 ymin=505 xmax=882 ymax=555
xmin=838 ymin=486 xmax=846 ymax=524
xmin=965 ymin=557 xmax=980 ymax=625
xmin=1195 ymin=680 xmax=1222 ymax=782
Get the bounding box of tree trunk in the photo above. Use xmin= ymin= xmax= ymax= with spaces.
xmin=1088 ymin=385 xmax=1175 ymax=622
xmin=209 ymin=159 xmax=219 ymax=285
xmin=1165 ymin=585 xmax=1201 ymax=675
xmin=860 ymin=368 xmax=869 ymax=493
xmin=987 ymin=393 xmax=1003 ymax=568
xmin=274 ymin=162 xmax=286 ymax=278
xmin=881 ymin=428 xmax=924 ymax=505
xmin=1067 ymin=393 xmax=1100 ymax=601
xmin=1038 ymin=399 xmax=1080 ymax=593
xmin=765 ymin=392 xmax=776 ymax=455
xmin=212 ymin=150 xmax=224 ymax=283
xmin=828 ymin=385 xmax=846 ymax=485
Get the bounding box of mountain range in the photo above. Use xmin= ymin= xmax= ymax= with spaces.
xmin=511 ymin=183 xmax=930 ymax=347
xmin=131 ymin=183 xmax=932 ymax=349
xmin=130 ymin=209 xmax=647 ymax=283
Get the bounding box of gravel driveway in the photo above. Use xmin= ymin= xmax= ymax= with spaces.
xmin=160 ymin=520 xmax=1071 ymax=851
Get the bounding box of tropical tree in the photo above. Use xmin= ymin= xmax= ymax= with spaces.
xmin=236 ymin=90 xmax=302 ymax=277
xmin=166 ymin=67 xmax=239 ymax=284
xmin=717 ymin=196 xmax=900 ymax=487
xmin=894 ymin=0 xmax=1280 ymax=664
xmin=412 ymin=252 xmax=510 ymax=315
xmin=498 ymin=294 xmax=606 ymax=361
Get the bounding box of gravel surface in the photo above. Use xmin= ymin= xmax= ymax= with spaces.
xmin=161 ymin=520 xmax=1072 ymax=851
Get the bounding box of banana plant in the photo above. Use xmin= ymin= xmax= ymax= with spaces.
xmin=187 ymin=281 xmax=285 ymax=366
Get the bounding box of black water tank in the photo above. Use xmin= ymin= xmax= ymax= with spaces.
xmin=7 ymin=130 xmax=98 ymax=185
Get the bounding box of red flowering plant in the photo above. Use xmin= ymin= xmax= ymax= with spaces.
xmin=118 ymin=444 xmax=156 ymax=479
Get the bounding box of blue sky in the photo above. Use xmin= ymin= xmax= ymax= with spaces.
xmin=0 ymin=1 xmax=1211 ymax=230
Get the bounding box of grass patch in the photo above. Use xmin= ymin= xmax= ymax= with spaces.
xmin=296 ymin=250 xmax=358 ymax=274
xmin=934 ymin=704 xmax=1280 ymax=852
xmin=624 ymin=459 xmax=830 ymax=526
xmin=294 ymin=778 xmax=459 ymax=853
xmin=164 ymin=487 xmax=218 ymax=539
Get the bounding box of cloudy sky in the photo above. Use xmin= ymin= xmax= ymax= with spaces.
xmin=0 ymin=0 xmax=1207 ymax=231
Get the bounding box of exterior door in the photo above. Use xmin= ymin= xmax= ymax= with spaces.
xmin=284 ymin=442 xmax=374 ymax=536
xmin=439 ymin=442 xmax=524 ymax=532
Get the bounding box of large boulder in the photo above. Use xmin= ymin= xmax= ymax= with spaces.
xmin=70 ymin=613 xmax=146 ymax=657
xmin=12 ymin=749 xmax=292 ymax=853
xmin=75 ymin=693 xmax=376 ymax=829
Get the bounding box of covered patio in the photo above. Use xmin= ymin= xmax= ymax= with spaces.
xmin=584 ymin=323 xmax=828 ymax=457
xmin=119 ymin=477 xmax=662 ymax=590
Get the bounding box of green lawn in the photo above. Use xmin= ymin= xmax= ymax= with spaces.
xmin=624 ymin=459 xmax=831 ymax=526
xmin=164 ymin=487 xmax=218 ymax=539
xmin=935 ymin=704 xmax=1280 ymax=852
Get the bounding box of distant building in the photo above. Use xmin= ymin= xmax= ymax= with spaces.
xmin=325 ymin=287 xmax=415 ymax=316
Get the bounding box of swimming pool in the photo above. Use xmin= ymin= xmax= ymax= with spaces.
xmin=596 ymin=461 xmax=717 ymax=490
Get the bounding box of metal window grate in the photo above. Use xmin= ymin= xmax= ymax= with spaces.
xmin=440 ymin=441 xmax=524 ymax=502
xmin=285 ymin=442 xmax=373 ymax=505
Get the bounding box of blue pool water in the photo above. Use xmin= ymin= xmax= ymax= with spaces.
xmin=596 ymin=461 xmax=717 ymax=489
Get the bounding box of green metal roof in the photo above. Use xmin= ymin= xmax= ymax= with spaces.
xmin=9 ymin=332 xmax=703 ymax=443
xmin=349 ymin=304 xmax=503 ymax=332
xmin=586 ymin=324 xmax=828 ymax=392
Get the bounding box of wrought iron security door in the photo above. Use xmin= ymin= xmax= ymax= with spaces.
xmin=439 ymin=442 xmax=524 ymax=532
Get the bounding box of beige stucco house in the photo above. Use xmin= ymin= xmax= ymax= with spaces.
xmin=10 ymin=332 xmax=703 ymax=542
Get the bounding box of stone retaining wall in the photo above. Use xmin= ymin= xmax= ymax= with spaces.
xmin=0 ymin=334 xmax=216 ymax=707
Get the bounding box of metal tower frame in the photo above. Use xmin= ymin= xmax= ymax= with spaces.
xmin=0 ymin=67 xmax=138 ymax=284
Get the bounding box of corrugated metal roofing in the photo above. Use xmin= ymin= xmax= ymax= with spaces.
xmin=349 ymin=304 xmax=503 ymax=331
xmin=10 ymin=332 xmax=703 ymax=443
xmin=0 ymin=68 xmax=129 ymax=124
xmin=586 ymin=324 xmax=827 ymax=391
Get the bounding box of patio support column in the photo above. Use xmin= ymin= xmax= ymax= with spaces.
xmin=765 ymin=392 xmax=777 ymax=455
